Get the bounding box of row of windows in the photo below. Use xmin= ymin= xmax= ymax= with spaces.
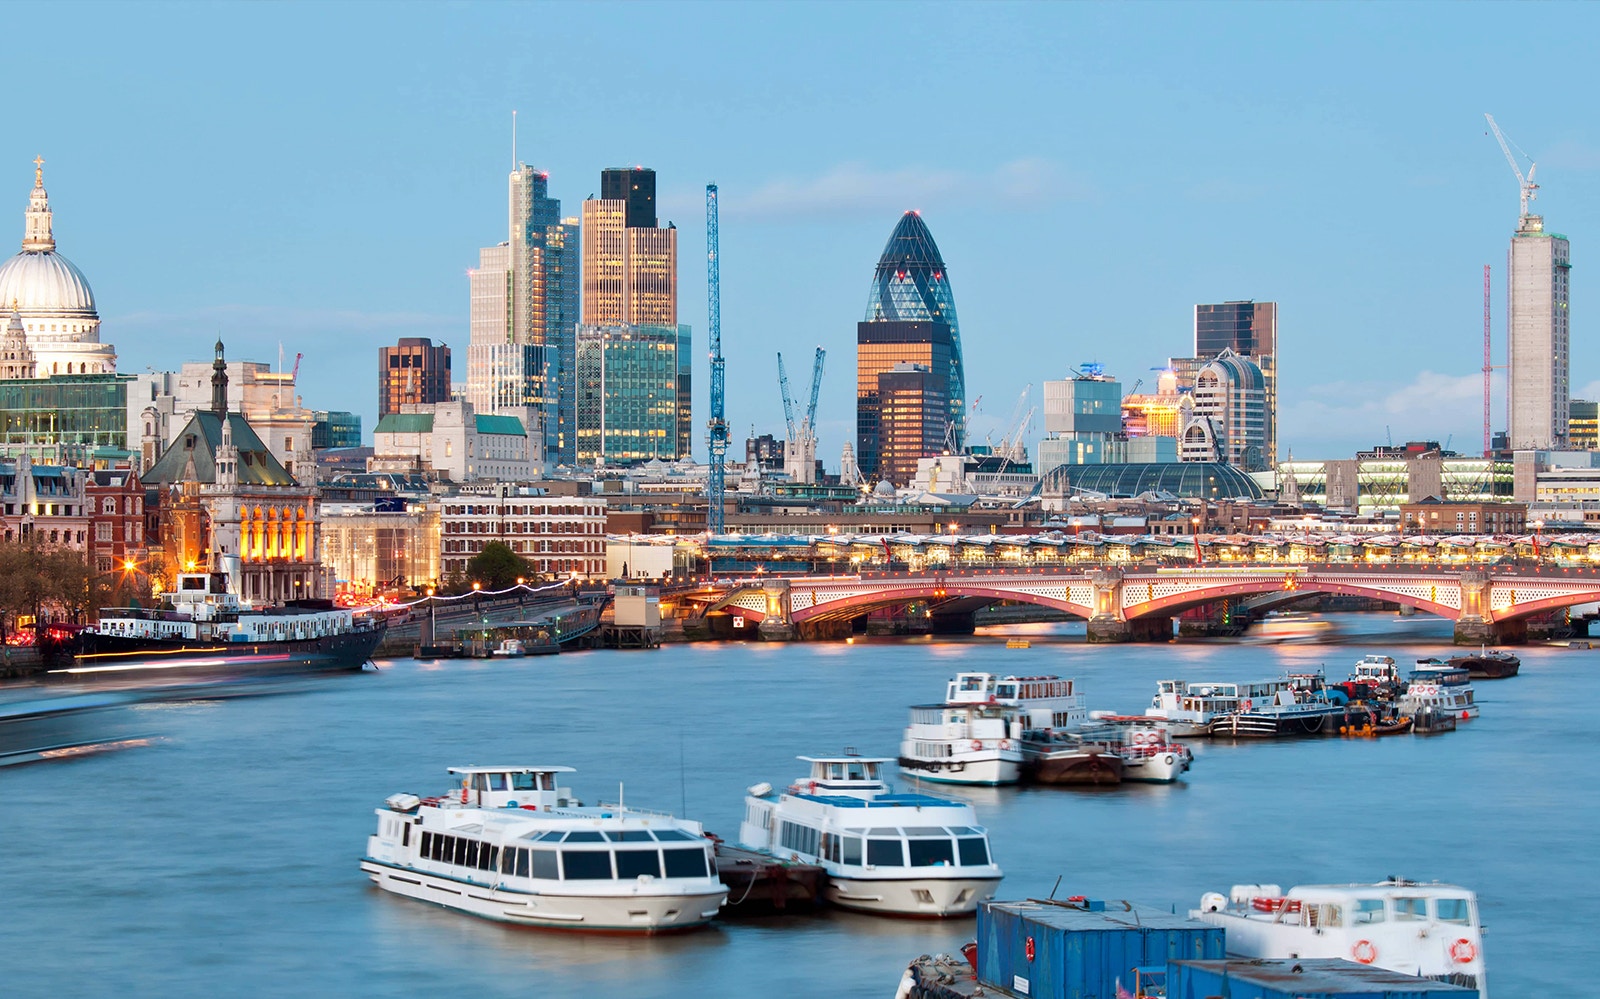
xmin=418 ymin=831 xmax=709 ymax=881
xmin=445 ymin=505 xmax=602 ymax=517
xmin=777 ymin=821 xmax=990 ymax=868
xmin=443 ymin=520 xmax=600 ymax=535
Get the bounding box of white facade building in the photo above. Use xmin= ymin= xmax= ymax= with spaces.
xmin=371 ymin=400 xmax=531 ymax=483
xmin=439 ymin=486 xmax=607 ymax=580
xmin=1180 ymin=349 xmax=1266 ymax=471
xmin=1508 ymin=214 xmax=1572 ymax=450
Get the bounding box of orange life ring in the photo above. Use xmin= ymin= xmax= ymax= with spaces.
xmin=1243 ymin=699 xmax=1254 ymax=711
xmin=999 ymin=739 xmax=1011 ymax=750
xmin=807 ymin=780 xmax=818 ymax=794
xmin=1449 ymin=938 xmax=1477 ymax=964
xmin=971 ymin=740 xmax=984 ymax=752
xmin=1352 ymin=940 xmax=1377 ymax=965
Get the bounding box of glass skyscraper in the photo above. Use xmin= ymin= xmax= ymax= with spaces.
xmin=574 ymin=323 xmax=691 ymax=465
xmin=1193 ymin=301 xmax=1277 ymax=467
xmin=863 ymin=211 xmax=965 ymax=448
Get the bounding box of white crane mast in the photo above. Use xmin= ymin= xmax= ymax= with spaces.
xmin=1484 ymin=113 xmax=1539 ymax=219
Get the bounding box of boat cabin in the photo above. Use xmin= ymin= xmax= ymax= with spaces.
xmin=1410 ymin=664 xmax=1470 ymax=686
xmin=946 ymin=672 xmax=999 ymax=704
xmin=1352 ymin=655 xmax=1400 ymax=684
xmin=442 ymin=765 xmax=576 ymax=811
xmin=795 ymin=756 xmax=889 ymax=794
xmin=170 ymin=572 xmax=243 ymax=620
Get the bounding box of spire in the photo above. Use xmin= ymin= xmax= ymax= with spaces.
xmin=22 ymin=157 xmax=53 ymax=253
xmin=212 ymin=339 xmax=229 ymax=416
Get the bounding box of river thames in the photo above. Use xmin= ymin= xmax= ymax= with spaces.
xmin=4 ymin=613 xmax=1589 ymax=998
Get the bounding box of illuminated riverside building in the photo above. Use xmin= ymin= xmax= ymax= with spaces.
xmin=321 ymin=502 xmax=440 ymax=595
xmin=1273 ymin=446 xmax=1512 ymax=518
xmin=857 ymin=212 xmax=965 ymax=476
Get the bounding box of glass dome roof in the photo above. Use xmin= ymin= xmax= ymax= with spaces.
xmin=1047 ymin=462 xmax=1263 ymax=500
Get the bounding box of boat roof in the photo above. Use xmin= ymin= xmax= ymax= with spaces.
xmin=797 ymin=792 xmax=966 ymax=810
xmin=1286 ymin=880 xmax=1474 ymax=898
xmin=797 ymin=756 xmax=893 ymax=764
xmin=447 ymin=765 xmax=577 ymax=775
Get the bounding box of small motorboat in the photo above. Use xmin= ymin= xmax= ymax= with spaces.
xmin=491 ymin=639 xmax=526 ymax=658
xmin=1411 ymin=707 xmax=1457 ymax=735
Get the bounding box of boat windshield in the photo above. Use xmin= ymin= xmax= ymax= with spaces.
xmin=1436 ymin=898 xmax=1472 ymax=923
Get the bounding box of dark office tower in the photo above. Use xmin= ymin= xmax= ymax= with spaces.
xmin=877 ymin=363 xmax=948 ymax=488
xmin=856 ymin=319 xmax=953 ymax=484
xmin=1194 ymin=300 xmax=1277 ymax=467
xmin=379 ymin=337 xmax=451 ymax=416
xmin=862 ymin=212 xmax=965 ymax=453
xmin=554 ymin=217 xmax=580 ymax=465
xmin=601 ymin=167 xmax=656 ymax=229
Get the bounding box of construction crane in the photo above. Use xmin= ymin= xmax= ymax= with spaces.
xmin=994 ymin=385 xmax=1031 ymax=458
xmin=291 ymin=352 xmax=302 ymax=381
xmin=1485 ymin=113 xmax=1539 ymax=219
xmin=805 ymin=347 xmax=825 ymax=439
xmin=704 ymin=185 xmax=729 ymax=535
xmin=777 ymin=352 xmax=797 ymax=440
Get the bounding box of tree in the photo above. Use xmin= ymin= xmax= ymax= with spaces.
xmin=465 ymin=542 xmax=529 ymax=591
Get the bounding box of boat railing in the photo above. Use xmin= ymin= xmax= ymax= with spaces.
xmin=594 ymin=801 xmax=678 ymax=819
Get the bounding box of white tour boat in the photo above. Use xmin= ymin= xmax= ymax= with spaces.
xmin=1351 ymin=654 xmax=1402 ymax=687
xmin=1194 ymin=879 xmax=1488 ymax=997
xmin=738 ymin=755 xmax=1003 ymax=917
xmin=361 ymin=765 xmax=727 ymax=933
xmin=898 ymin=673 xmax=1086 ymax=786
xmin=1399 ymin=664 xmax=1479 ymax=720
xmin=1145 ymin=678 xmax=1290 ymax=737
xmin=1087 ymin=715 xmax=1193 ymax=782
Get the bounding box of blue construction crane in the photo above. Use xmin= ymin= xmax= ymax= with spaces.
xmin=805 ymin=347 xmax=825 ymax=439
xmin=777 ymin=352 xmax=797 ymax=441
xmin=705 ymin=185 xmax=728 ymax=535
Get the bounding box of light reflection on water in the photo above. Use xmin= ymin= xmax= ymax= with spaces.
xmin=0 ymin=612 xmax=1591 ymax=998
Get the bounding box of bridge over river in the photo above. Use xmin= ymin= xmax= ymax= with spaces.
xmin=681 ymin=563 xmax=1600 ymax=644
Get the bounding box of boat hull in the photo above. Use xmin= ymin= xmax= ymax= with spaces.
xmin=360 ymin=859 xmax=725 ymax=933
xmin=897 ymin=755 xmax=1020 ymax=786
xmin=1448 ymin=655 xmax=1520 ymax=679
xmin=63 ymin=627 xmax=386 ymax=680
xmin=1023 ymin=749 xmax=1124 ymax=785
xmin=1209 ymin=706 xmax=1355 ymax=739
xmin=825 ymin=874 xmax=1001 ymax=917
xmin=1121 ymin=749 xmax=1188 ymax=782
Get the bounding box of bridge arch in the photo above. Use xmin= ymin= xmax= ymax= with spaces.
xmin=793 ymin=582 xmax=1092 ymax=624
xmin=1124 ymin=579 xmax=1462 ymax=621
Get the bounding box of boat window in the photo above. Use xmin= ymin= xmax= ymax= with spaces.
xmin=959 ymin=676 xmax=985 ymax=692
xmin=604 ymin=830 xmax=657 ymax=842
xmin=1394 ymin=897 xmax=1427 ymax=921
xmin=867 ymin=839 xmax=905 ymax=867
xmin=564 ymin=831 xmax=605 ymax=842
xmin=957 ymin=837 xmax=989 ymax=867
xmin=1436 ymin=898 xmax=1472 ymax=924
xmin=561 ymin=851 xmax=613 ymax=880
xmin=470 ymin=774 xmax=489 ymax=791
xmin=996 ymin=684 xmax=1016 ymax=698
xmin=453 ymin=838 xmax=469 ymax=867
xmin=664 ymin=848 xmax=709 ymax=879
xmin=652 ymin=829 xmax=695 ymax=841
xmin=430 ymin=835 xmax=446 ymax=862
xmin=482 ymin=846 xmax=498 ymax=871
xmin=864 ymin=762 xmax=879 ymax=779
xmin=402 ymin=823 xmax=410 ymax=848
xmin=487 ymin=773 xmax=507 ymax=791
xmin=615 ymin=849 xmax=662 ymax=879
xmin=513 ymin=849 xmax=530 ymax=878
xmin=903 ymin=826 xmax=947 ymax=836
xmin=531 ymin=830 xmax=565 ymax=842
xmin=421 ymin=831 xmax=432 ymax=855
xmin=840 ymin=837 xmax=862 ymax=866
xmin=827 ymin=763 xmax=844 ymax=780
xmin=908 ymin=838 xmax=955 ymax=867
xmin=530 ymin=850 xmax=557 ymax=880
xmin=867 ymin=827 xmax=899 ymax=836
xmin=846 ymin=762 xmax=867 ymax=780
xmin=1353 ymin=898 xmax=1386 ymax=924
xmin=512 ymin=773 xmax=538 ymax=791
xmin=465 ymin=840 xmax=480 ymax=868
xmin=946 ymin=826 xmax=976 ymax=835
xmin=501 ymin=848 xmax=516 ymax=875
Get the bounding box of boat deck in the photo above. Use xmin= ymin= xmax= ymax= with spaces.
xmin=713 ymin=841 xmax=825 ymax=913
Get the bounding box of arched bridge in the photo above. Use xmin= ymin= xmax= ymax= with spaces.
xmin=688 ymin=564 xmax=1600 ymax=643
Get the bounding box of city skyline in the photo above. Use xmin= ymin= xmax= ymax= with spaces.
xmin=4 ymin=4 xmax=1597 ymax=464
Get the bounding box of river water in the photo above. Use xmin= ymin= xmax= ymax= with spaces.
xmin=3 ymin=613 xmax=1590 ymax=998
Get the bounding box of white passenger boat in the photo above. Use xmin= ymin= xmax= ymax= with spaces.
xmin=361 ymin=765 xmax=727 ymax=933
xmin=1194 ymin=879 xmax=1488 ymax=997
xmin=1351 ymin=654 xmax=1401 ymax=686
xmin=1088 ymin=715 xmax=1193 ymax=782
xmin=1209 ymin=673 xmax=1357 ymax=738
xmin=491 ymin=639 xmax=526 ymax=658
xmin=738 ymin=755 xmax=1003 ymax=917
xmin=1145 ymin=679 xmax=1290 ymax=737
xmin=898 ymin=673 xmax=1086 ymax=786
xmin=1399 ymin=664 xmax=1479 ymax=720
xmin=1248 ymin=611 xmax=1335 ymax=643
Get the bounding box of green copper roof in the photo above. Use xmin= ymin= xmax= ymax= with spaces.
xmin=374 ymin=413 xmax=434 ymax=434
xmin=143 ymin=411 xmax=295 ymax=487
xmin=475 ymin=414 xmax=525 ymax=436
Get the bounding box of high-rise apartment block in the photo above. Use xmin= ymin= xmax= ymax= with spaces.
xmin=466 ymin=165 xmax=577 ymax=467
xmin=856 ymin=213 xmax=965 ymax=484
xmin=1193 ymin=301 xmax=1276 ymax=466
xmin=575 ymin=168 xmax=688 ymax=465
xmin=1508 ymin=213 xmax=1572 ymax=450
xmin=379 ymin=337 xmax=451 ymax=417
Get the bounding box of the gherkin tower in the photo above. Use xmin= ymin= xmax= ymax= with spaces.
xmin=863 ymin=212 xmax=965 ymax=447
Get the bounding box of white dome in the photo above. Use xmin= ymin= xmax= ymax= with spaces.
xmin=0 ymin=250 xmax=96 ymax=318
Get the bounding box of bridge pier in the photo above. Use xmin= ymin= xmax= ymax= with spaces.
xmin=796 ymin=619 xmax=853 ymax=642
xmin=1087 ymin=616 xmax=1173 ymax=643
xmin=930 ymin=612 xmax=976 ymax=636
xmin=1453 ymin=617 xmax=1527 ymax=646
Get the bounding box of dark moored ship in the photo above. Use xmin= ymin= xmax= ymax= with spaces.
xmin=1447 ymin=650 xmax=1520 ymax=680
xmin=63 ymin=572 xmax=385 ymax=681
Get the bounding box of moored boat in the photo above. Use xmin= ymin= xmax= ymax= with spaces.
xmin=1208 ymin=674 xmax=1362 ymax=738
xmin=1087 ymin=714 xmax=1192 ymax=782
xmin=361 ymin=765 xmax=727 ymax=933
xmin=1018 ymin=730 xmax=1124 ymax=785
xmin=1399 ymin=664 xmax=1479 ymax=720
xmin=1447 ymin=648 xmax=1520 ymax=679
xmin=898 ymin=673 xmax=1085 ymax=786
xmin=1193 ymin=878 xmax=1488 ymax=997
xmin=1145 ymin=678 xmax=1290 ymax=737
xmin=738 ymin=755 xmax=1003 ymax=917
xmin=67 ymin=569 xmax=384 ymax=681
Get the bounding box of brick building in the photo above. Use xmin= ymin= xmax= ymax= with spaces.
xmin=440 ymin=485 xmax=607 ymax=580
xmin=1400 ymin=498 xmax=1527 ymax=535
xmin=86 ymin=465 xmax=146 ymax=575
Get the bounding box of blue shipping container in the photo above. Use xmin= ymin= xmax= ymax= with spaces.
xmin=1168 ymin=959 xmax=1479 ymax=999
xmin=978 ymin=899 xmax=1224 ymax=999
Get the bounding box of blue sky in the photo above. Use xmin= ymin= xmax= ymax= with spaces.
xmin=7 ymin=2 xmax=1597 ymax=462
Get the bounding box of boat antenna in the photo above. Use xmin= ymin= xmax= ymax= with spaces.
xmin=618 ymin=781 xmax=624 ymax=810
xmin=679 ymin=730 xmax=688 ymax=816
xmin=1048 ymin=875 xmax=1062 ymax=900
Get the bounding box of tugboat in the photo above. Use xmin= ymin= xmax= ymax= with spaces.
xmin=362 ymin=765 xmax=727 ymax=932
xmin=65 ymin=563 xmax=385 ymax=680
